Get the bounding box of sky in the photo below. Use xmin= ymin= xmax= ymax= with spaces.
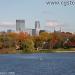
xmin=0 ymin=0 xmax=75 ymax=32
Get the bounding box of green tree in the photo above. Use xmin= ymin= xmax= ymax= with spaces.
xmin=21 ymin=39 xmax=34 ymax=53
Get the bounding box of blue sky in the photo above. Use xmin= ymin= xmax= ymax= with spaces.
xmin=0 ymin=0 xmax=75 ymax=32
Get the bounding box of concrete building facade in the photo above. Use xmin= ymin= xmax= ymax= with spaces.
xmin=16 ymin=20 xmax=25 ymax=32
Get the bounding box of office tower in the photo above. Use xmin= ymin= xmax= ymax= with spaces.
xmin=16 ymin=20 xmax=25 ymax=32
xmin=35 ymin=21 xmax=40 ymax=36
xmin=35 ymin=21 xmax=40 ymax=29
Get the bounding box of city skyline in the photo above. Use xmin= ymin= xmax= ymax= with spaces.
xmin=0 ymin=0 xmax=75 ymax=32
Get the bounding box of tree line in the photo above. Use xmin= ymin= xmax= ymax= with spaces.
xmin=0 ymin=31 xmax=75 ymax=53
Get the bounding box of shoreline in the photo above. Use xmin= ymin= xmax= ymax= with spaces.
xmin=54 ymin=50 xmax=75 ymax=53
xmin=0 ymin=48 xmax=75 ymax=54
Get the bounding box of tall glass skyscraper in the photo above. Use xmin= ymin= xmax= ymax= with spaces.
xmin=16 ymin=20 xmax=25 ymax=32
xmin=35 ymin=21 xmax=40 ymax=36
xmin=35 ymin=21 xmax=40 ymax=29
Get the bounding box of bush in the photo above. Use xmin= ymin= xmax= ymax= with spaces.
xmin=21 ymin=39 xmax=34 ymax=53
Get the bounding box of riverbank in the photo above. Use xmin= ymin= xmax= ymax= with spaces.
xmin=0 ymin=48 xmax=16 ymax=54
xmin=19 ymin=48 xmax=75 ymax=54
xmin=55 ymin=51 xmax=75 ymax=53
xmin=50 ymin=48 xmax=75 ymax=53
xmin=0 ymin=48 xmax=75 ymax=54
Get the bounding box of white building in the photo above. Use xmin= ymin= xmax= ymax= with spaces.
xmin=35 ymin=21 xmax=40 ymax=36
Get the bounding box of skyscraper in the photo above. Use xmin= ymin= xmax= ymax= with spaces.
xmin=35 ymin=21 xmax=40 ymax=29
xmin=16 ymin=20 xmax=25 ymax=32
xmin=35 ymin=21 xmax=40 ymax=36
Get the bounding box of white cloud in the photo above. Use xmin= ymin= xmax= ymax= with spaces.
xmin=0 ymin=21 xmax=16 ymax=31
xmin=46 ymin=20 xmax=61 ymax=27
xmin=0 ymin=21 xmax=15 ymax=26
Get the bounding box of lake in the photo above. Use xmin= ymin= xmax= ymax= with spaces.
xmin=0 ymin=53 xmax=75 ymax=75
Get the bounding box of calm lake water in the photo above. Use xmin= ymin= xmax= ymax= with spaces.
xmin=0 ymin=53 xmax=75 ymax=75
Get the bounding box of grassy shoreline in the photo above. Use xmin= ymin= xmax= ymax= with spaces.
xmin=18 ymin=48 xmax=75 ymax=54
xmin=0 ymin=48 xmax=75 ymax=54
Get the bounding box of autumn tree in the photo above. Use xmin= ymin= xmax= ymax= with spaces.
xmin=21 ymin=38 xmax=34 ymax=53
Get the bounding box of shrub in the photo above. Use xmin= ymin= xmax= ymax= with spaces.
xmin=21 ymin=39 xmax=34 ymax=53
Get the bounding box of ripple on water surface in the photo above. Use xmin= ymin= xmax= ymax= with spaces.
xmin=0 ymin=53 xmax=75 ymax=75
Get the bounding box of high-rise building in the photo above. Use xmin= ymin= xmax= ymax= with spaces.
xmin=16 ymin=20 xmax=25 ymax=32
xmin=35 ymin=21 xmax=40 ymax=29
xmin=35 ymin=21 xmax=40 ymax=36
